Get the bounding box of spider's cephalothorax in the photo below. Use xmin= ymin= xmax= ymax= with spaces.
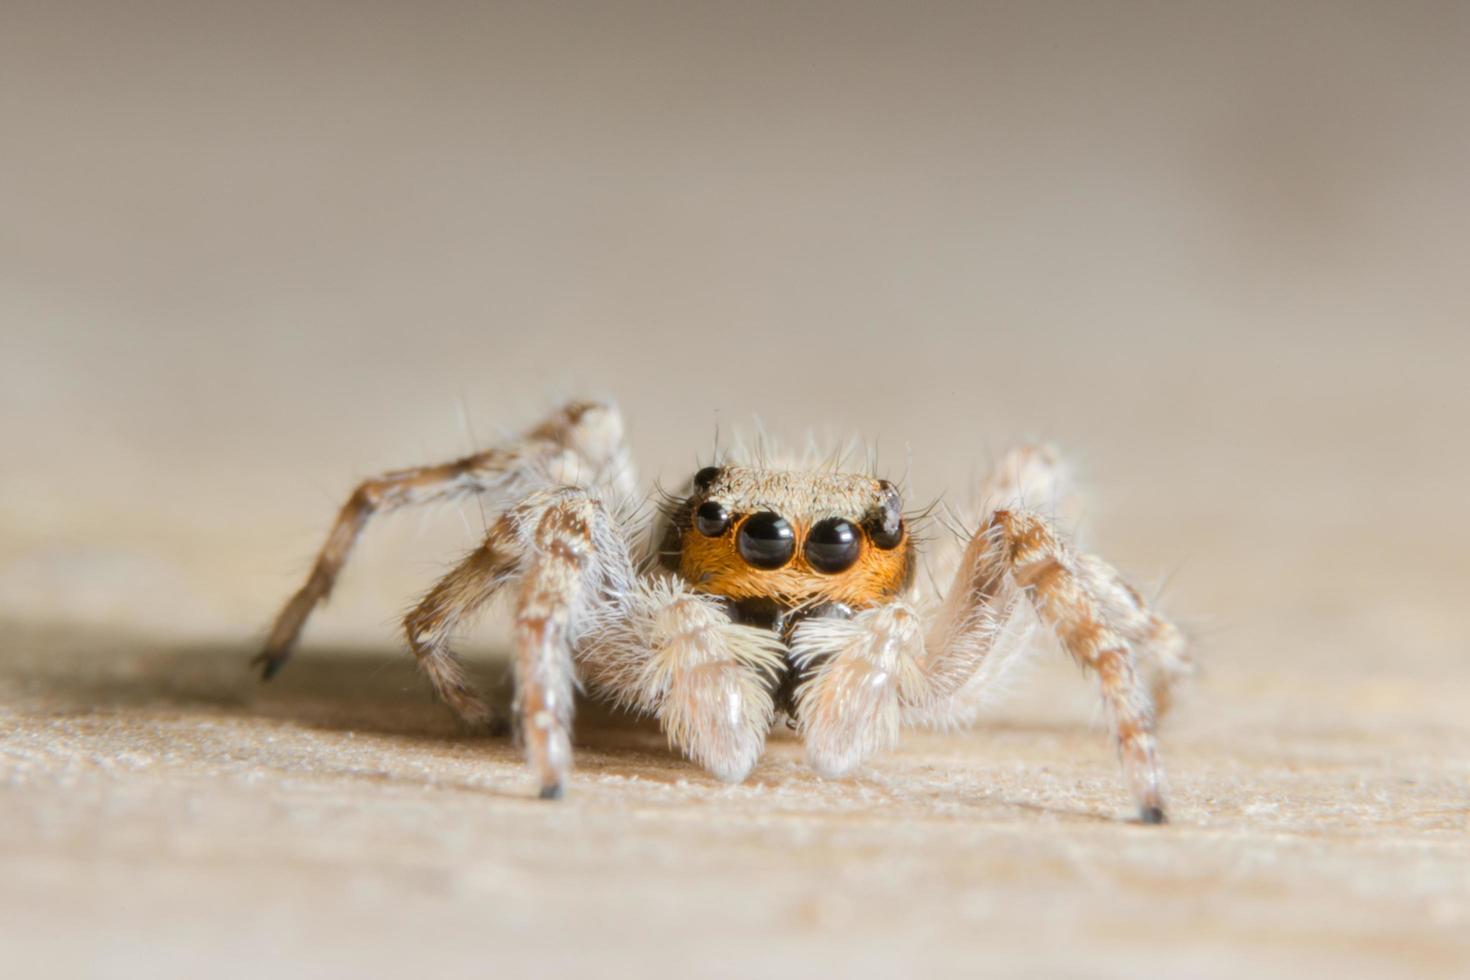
xmin=256 ymin=400 xmax=1191 ymax=823
xmin=662 ymin=465 xmax=914 ymax=617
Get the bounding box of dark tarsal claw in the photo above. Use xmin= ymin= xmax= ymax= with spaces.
xmin=251 ymin=650 xmax=287 ymax=681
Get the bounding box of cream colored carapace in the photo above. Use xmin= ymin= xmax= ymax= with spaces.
xmin=258 ymin=401 xmax=1190 ymax=823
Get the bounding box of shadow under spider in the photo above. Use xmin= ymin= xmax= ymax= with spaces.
xmin=5 ymin=626 xmax=660 ymax=748
xmin=4 ymin=622 xmax=1133 ymax=823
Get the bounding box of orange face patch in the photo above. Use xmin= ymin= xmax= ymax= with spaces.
xmin=677 ymin=513 xmax=911 ymax=608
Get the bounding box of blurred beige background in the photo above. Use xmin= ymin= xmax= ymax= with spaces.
xmin=2 ymin=2 xmax=1468 ymax=978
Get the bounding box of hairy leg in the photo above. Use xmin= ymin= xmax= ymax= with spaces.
xmin=397 ymin=486 xmax=634 ymax=797
xmin=1075 ymin=554 xmax=1193 ymax=719
xmin=256 ymin=400 xmax=632 ymax=678
xmin=401 ymin=514 xmax=521 ymax=729
xmin=580 ymin=579 xmax=785 ymax=782
xmin=513 ymin=495 xmax=606 ymax=798
xmin=973 ymin=509 xmax=1173 ymax=822
xmin=922 ymin=443 xmax=1076 ymax=603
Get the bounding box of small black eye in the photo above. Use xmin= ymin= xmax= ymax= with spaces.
xmin=693 ymin=466 xmax=721 ymax=492
xmin=805 ymin=518 xmax=861 ymax=574
xmin=737 ymin=511 xmax=795 ymax=569
xmin=868 ymin=481 xmax=904 ymax=550
xmin=694 ymin=500 xmax=730 ymax=537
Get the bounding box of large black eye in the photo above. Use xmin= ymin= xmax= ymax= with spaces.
xmin=693 ymin=466 xmax=721 ymax=492
xmin=805 ymin=518 xmax=861 ymax=574
xmin=694 ymin=500 xmax=730 ymax=537
xmin=868 ymin=481 xmax=904 ymax=550
xmin=737 ymin=511 xmax=795 ymax=569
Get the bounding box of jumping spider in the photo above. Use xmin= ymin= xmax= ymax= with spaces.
xmin=257 ymin=400 xmax=1190 ymax=822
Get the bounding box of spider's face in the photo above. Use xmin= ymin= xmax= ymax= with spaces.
xmin=667 ymin=465 xmax=913 ymax=608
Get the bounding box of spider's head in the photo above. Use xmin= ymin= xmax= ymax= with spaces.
xmin=662 ymin=465 xmax=914 ymax=609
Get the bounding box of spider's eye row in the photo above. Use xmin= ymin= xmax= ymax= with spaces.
xmin=693 ymin=466 xmax=722 ymax=492
xmin=805 ymin=517 xmax=861 ymax=574
xmin=868 ymin=480 xmax=904 ymax=550
xmin=694 ymin=500 xmax=731 ymax=537
xmin=737 ymin=511 xmax=795 ymax=569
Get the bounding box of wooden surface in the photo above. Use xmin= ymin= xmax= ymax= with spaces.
xmin=3 ymin=615 xmax=1467 ymax=979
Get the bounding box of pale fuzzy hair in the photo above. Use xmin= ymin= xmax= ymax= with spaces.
xmin=260 ymin=400 xmax=1190 ymax=821
xmin=714 ymin=421 xmax=880 ymax=477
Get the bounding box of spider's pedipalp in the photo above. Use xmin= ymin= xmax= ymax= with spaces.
xmin=791 ymin=601 xmax=927 ymax=777
xmin=579 ymin=578 xmax=785 ymax=782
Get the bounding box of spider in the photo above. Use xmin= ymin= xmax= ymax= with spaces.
xmin=256 ymin=400 xmax=1190 ymax=823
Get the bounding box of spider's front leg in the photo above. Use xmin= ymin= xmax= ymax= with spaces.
xmin=255 ymin=399 xmax=632 ymax=679
xmin=943 ymin=508 xmax=1177 ymax=823
xmin=403 ymin=487 xmax=628 ymax=797
xmin=792 ymin=494 xmax=1185 ymax=823
xmin=510 ymin=494 xmax=606 ymax=798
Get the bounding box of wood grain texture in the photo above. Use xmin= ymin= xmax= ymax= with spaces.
xmin=1 ymin=621 xmax=1466 ymax=979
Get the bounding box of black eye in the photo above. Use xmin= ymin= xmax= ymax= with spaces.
xmin=737 ymin=511 xmax=795 ymax=569
xmin=805 ymin=518 xmax=861 ymax=574
xmin=694 ymin=500 xmax=730 ymax=537
xmin=693 ymin=466 xmax=721 ymax=491
xmin=868 ymin=481 xmax=904 ymax=550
